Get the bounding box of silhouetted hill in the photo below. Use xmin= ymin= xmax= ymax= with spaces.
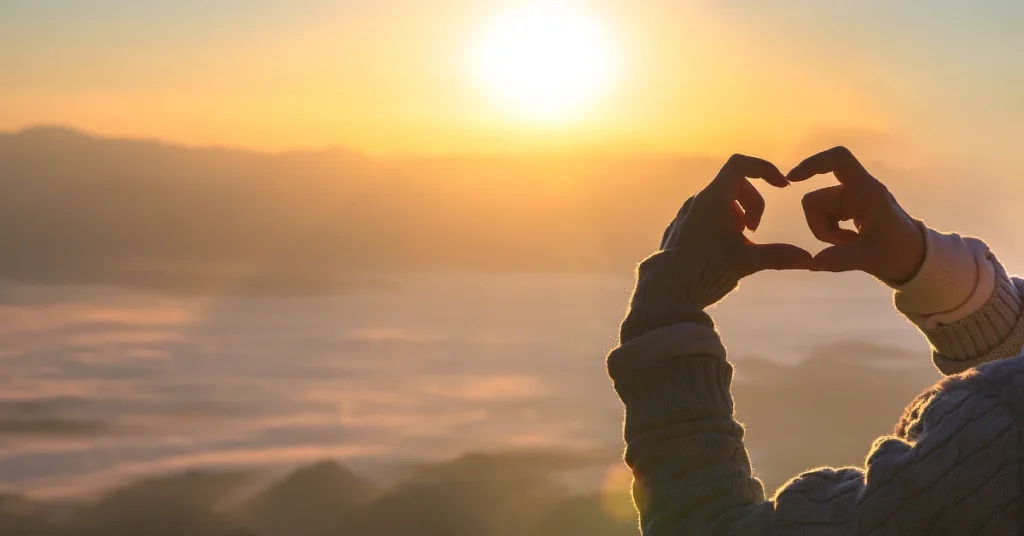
xmin=238 ymin=461 xmax=378 ymax=536
xmin=732 ymin=341 xmax=941 ymax=489
xmin=0 ymin=451 xmax=637 ymax=536
xmin=69 ymin=471 xmax=253 ymax=536
xmin=345 ymin=452 xmax=579 ymax=536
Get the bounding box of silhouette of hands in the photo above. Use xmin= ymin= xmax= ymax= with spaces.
xmin=662 ymin=154 xmax=813 ymax=278
xmin=788 ymin=146 xmax=927 ymax=284
xmin=660 ymin=148 xmax=926 ymax=285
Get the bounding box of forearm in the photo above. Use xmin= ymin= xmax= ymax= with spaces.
xmin=610 ymin=323 xmax=768 ymax=534
xmin=611 ymin=249 xmax=770 ymax=534
xmin=619 ymin=249 xmax=735 ymax=343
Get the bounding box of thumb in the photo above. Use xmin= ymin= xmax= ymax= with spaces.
xmin=739 ymin=243 xmax=813 ymax=277
xmin=811 ymin=244 xmax=864 ymax=273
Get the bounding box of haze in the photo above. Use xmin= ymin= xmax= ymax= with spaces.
xmin=0 ymin=2 xmax=1022 ymax=535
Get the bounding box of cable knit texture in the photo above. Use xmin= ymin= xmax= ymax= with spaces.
xmin=619 ymin=248 xmax=738 ymax=342
xmin=887 ymin=229 xmax=1024 ymax=373
xmin=609 ymin=241 xmax=1024 ymax=535
xmin=922 ymin=265 xmax=1024 ymax=372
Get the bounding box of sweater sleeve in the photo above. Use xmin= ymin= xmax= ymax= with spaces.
xmin=892 ymin=229 xmax=1024 ymax=375
xmin=607 ymin=322 xmax=1022 ymax=535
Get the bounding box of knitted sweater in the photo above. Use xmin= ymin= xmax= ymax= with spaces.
xmin=608 ymin=229 xmax=1024 ymax=535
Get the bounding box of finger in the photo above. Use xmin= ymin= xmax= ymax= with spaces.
xmin=711 ymin=154 xmax=788 ymax=196
xmin=735 ymin=179 xmax=766 ymax=231
xmin=738 ymin=243 xmax=813 ymax=277
xmin=811 ymin=244 xmax=864 ymax=273
xmin=786 ymin=146 xmax=870 ymax=185
xmin=730 ymin=201 xmax=746 ymax=233
xmin=801 ymin=185 xmax=860 ymax=245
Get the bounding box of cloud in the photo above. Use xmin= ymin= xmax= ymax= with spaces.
xmin=342 ymin=328 xmax=440 ymax=344
xmin=0 ymin=399 xmax=111 ymax=438
xmin=794 ymin=126 xmax=916 ymax=165
xmin=416 ymin=374 xmax=548 ymax=402
xmin=0 ymin=418 xmax=109 ymax=438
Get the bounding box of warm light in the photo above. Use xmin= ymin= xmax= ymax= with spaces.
xmin=470 ymin=3 xmax=620 ymax=123
xmin=600 ymin=463 xmax=638 ymax=523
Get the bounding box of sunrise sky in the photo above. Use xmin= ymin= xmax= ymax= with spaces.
xmin=2 ymin=0 xmax=1022 ymax=157
xmin=4 ymin=1 xmax=1024 ymax=513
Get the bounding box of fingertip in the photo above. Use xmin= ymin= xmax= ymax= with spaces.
xmin=785 ymin=162 xmax=815 ymax=182
xmin=810 ymin=244 xmax=860 ymax=273
xmin=792 ymin=249 xmax=814 ymax=270
xmin=768 ymin=171 xmax=789 ymax=188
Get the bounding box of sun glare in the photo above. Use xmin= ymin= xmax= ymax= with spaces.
xmin=470 ymin=4 xmax=620 ymax=124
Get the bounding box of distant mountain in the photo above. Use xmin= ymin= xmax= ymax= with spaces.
xmin=0 ymin=126 xmax=724 ymax=293
xmin=68 ymin=471 xmax=254 ymax=536
xmin=0 ymin=126 xmax=1008 ymax=293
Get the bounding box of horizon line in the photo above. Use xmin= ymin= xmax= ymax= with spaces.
xmin=1 ymin=123 xmax=731 ymax=161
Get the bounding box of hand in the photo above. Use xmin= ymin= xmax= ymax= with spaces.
xmin=787 ymin=146 xmax=926 ymax=283
xmin=620 ymin=154 xmax=812 ymax=341
xmin=663 ymin=154 xmax=813 ymax=278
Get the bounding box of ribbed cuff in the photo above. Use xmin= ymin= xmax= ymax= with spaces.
xmin=928 ymin=260 xmax=1024 ymax=373
xmin=893 ymin=228 xmax=980 ymax=317
xmin=619 ymin=249 xmax=740 ymax=343
xmin=607 ymin=324 xmax=734 ymax=436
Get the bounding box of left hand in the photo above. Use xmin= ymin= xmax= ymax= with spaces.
xmin=786 ymin=146 xmax=926 ymax=284
xmin=662 ymin=154 xmax=813 ymax=278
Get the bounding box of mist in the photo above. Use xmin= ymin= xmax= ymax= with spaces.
xmin=0 ymin=126 xmax=1016 ymax=535
xmin=0 ymin=126 xmax=1014 ymax=294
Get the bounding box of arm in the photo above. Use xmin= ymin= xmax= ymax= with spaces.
xmin=610 ymin=149 xmax=1023 ymax=535
xmin=610 ymin=154 xmax=812 ymax=534
xmin=611 ymin=284 xmax=1019 ymax=535
xmin=787 ymin=145 xmax=1024 ymax=374
xmin=890 ymin=228 xmax=1024 ymax=374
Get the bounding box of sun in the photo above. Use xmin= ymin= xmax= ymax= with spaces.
xmin=470 ymin=4 xmax=620 ymax=124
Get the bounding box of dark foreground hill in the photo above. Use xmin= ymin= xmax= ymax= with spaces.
xmin=0 ymin=453 xmax=637 ymax=536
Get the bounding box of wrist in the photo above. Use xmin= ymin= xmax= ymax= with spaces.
xmin=893 ymin=227 xmax=982 ymax=320
xmin=885 ymin=219 xmax=928 ymax=285
xmin=619 ymin=248 xmax=738 ymax=342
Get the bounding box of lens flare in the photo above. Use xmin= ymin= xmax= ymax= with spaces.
xmin=600 ymin=462 xmax=638 ymax=522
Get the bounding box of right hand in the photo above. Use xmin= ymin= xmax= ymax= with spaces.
xmin=662 ymin=154 xmax=813 ymax=280
xmin=787 ymin=146 xmax=926 ymax=284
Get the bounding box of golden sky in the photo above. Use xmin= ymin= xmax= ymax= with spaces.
xmin=2 ymin=1 xmax=1022 ymax=158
